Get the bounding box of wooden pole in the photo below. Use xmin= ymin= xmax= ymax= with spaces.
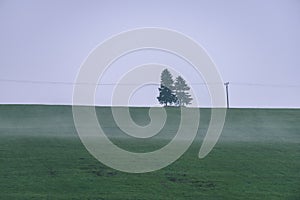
xmin=224 ymin=82 xmax=229 ymax=108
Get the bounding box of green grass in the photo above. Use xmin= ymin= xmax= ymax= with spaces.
xmin=0 ymin=105 xmax=299 ymax=199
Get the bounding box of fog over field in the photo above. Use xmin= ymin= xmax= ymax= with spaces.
xmin=0 ymin=105 xmax=299 ymax=199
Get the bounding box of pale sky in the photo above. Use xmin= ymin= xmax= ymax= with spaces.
xmin=0 ymin=0 xmax=300 ymax=108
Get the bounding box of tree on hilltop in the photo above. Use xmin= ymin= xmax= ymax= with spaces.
xmin=157 ymin=69 xmax=177 ymax=106
xmin=174 ymin=76 xmax=193 ymax=106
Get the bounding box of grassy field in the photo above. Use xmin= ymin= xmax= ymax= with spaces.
xmin=0 ymin=105 xmax=299 ymax=199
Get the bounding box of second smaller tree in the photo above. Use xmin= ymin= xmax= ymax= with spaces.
xmin=174 ymin=76 xmax=193 ymax=106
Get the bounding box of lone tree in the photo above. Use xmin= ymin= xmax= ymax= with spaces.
xmin=157 ymin=69 xmax=177 ymax=106
xmin=174 ymin=76 xmax=193 ymax=106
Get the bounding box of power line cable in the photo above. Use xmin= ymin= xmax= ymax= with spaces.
xmin=0 ymin=79 xmax=300 ymax=88
xmin=0 ymin=79 xmax=222 ymax=86
xmin=230 ymin=82 xmax=300 ymax=88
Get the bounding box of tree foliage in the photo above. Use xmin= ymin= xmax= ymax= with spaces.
xmin=160 ymin=69 xmax=174 ymax=89
xmin=157 ymin=85 xmax=177 ymax=106
xmin=174 ymin=76 xmax=193 ymax=106
xmin=157 ymin=69 xmax=177 ymax=106
xmin=157 ymin=69 xmax=192 ymax=107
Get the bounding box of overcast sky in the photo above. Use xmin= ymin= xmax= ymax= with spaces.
xmin=0 ymin=0 xmax=300 ymax=108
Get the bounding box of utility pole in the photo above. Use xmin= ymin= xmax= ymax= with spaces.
xmin=224 ymin=82 xmax=229 ymax=108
